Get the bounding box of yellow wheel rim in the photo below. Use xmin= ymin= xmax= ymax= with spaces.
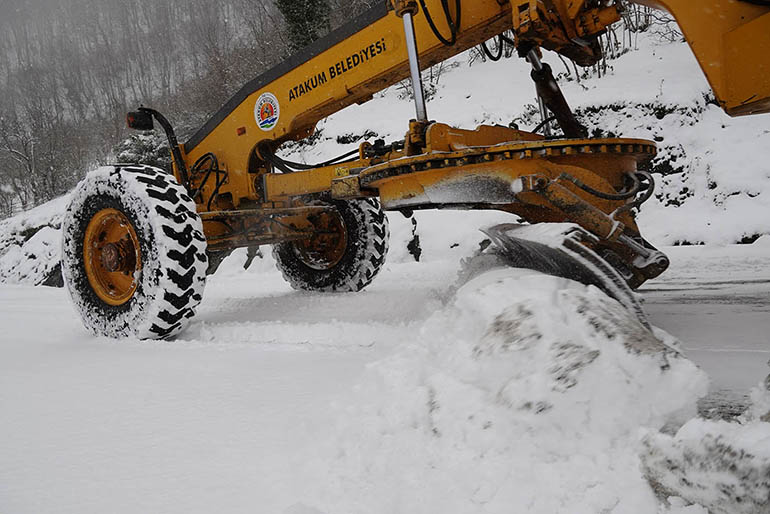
xmin=83 ymin=208 xmax=142 ymax=306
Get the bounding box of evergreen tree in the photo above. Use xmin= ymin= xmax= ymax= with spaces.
xmin=275 ymin=0 xmax=331 ymax=54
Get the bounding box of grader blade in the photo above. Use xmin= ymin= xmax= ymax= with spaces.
xmin=482 ymin=223 xmax=651 ymax=329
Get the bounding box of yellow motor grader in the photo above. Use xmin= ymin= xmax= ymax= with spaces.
xmin=61 ymin=0 xmax=770 ymax=339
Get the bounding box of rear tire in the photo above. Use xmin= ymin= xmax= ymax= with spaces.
xmin=273 ymin=198 xmax=389 ymax=292
xmin=61 ymin=165 xmax=208 ymax=339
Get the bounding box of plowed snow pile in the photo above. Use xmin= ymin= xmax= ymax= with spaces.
xmin=288 ymin=261 xmax=731 ymax=513
xmin=643 ymin=418 xmax=770 ymax=514
xmin=276 ymin=258 xmax=770 ymax=514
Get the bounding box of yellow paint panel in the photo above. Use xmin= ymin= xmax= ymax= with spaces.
xmin=636 ymin=0 xmax=770 ymax=116
xmin=185 ymin=0 xmax=512 ymax=177
xmin=724 ymin=12 xmax=770 ymax=115
xmin=265 ymin=166 xmax=343 ymax=199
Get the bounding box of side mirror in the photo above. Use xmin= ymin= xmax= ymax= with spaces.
xmin=127 ymin=111 xmax=154 ymax=131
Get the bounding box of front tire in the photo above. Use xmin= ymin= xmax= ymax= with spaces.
xmin=61 ymin=165 xmax=208 ymax=339
xmin=273 ymin=198 xmax=389 ymax=292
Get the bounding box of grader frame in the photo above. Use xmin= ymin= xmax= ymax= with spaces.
xmin=125 ymin=0 xmax=768 ymax=287
xmin=62 ymin=0 xmax=769 ymax=339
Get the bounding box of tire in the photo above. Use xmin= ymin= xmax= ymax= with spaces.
xmin=61 ymin=165 xmax=208 ymax=339
xmin=272 ymin=198 xmax=389 ymax=292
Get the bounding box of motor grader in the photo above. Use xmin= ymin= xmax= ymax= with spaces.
xmin=61 ymin=0 xmax=770 ymax=339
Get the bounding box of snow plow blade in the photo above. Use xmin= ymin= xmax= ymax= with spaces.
xmin=482 ymin=223 xmax=651 ymax=329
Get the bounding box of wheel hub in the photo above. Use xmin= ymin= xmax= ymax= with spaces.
xmin=293 ymin=210 xmax=348 ymax=270
xmin=83 ymin=208 xmax=142 ymax=306
xmin=99 ymin=239 xmax=137 ymax=273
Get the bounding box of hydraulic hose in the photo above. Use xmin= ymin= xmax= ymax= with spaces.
xmin=532 ymin=115 xmax=557 ymax=135
xmin=480 ymin=33 xmax=515 ymax=62
xmin=272 ymin=149 xmax=360 ymax=171
xmin=481 ymin=35 xmax=504 ymax=61
xmin=259 ymin=142 xmax=361 ymax=174
xmin=558 ymin=171 xmax=641 ymax=201
xmin=418 ymin=0 xmax=461 ymax=46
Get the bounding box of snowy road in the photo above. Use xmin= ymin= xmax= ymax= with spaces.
xmin=641 ymin=244 xmax=770 ymax=412
xmin=0 ymin=253 xmax=457 ymax=513
xmin=1 ymin=241 xmax=768 ymax=513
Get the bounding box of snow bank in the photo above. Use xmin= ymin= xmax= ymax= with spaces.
xmin=301 ymin=261 xmax=711 ymax=514
xmin=581 ymin=101 xmax=770 ymax=246
xmin=0 ymin=195 xmax=68 ymax=286
xmin=554 ymin=37 xmax=769 ymax=245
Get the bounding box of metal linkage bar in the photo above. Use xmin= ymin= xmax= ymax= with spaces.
xmin=402 ymin=12 xmax=429 ymax=121
xmin=526 ymin=49 xmax=551 ymax=136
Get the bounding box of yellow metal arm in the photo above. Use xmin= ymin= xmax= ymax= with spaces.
xmin=636 ymin=0 xmax=770 ymax=116
xmin=180 ymin=0 xmax=769 ymax=212
xmin=183 ymin=0 xmax=513 ymax=179
xmin=511 ymin=0 xmax=770 ymax=116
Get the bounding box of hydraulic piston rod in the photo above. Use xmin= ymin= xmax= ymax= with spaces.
xmin=527 ymin=49 xmax=587 ymax=138
xmin=402 ymin=11 xmax=429 ymax=121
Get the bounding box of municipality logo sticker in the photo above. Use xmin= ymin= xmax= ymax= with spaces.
xmin=255 ymin=92 xmax=280 ymax=131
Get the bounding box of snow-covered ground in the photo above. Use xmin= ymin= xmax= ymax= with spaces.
xmin=2 ymin=29 xmax=770 ymax=514
xmin=1 ymin=234 xmax=769 ymax=513
xmin=642 ymin=240 xmax=770 ymax=403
